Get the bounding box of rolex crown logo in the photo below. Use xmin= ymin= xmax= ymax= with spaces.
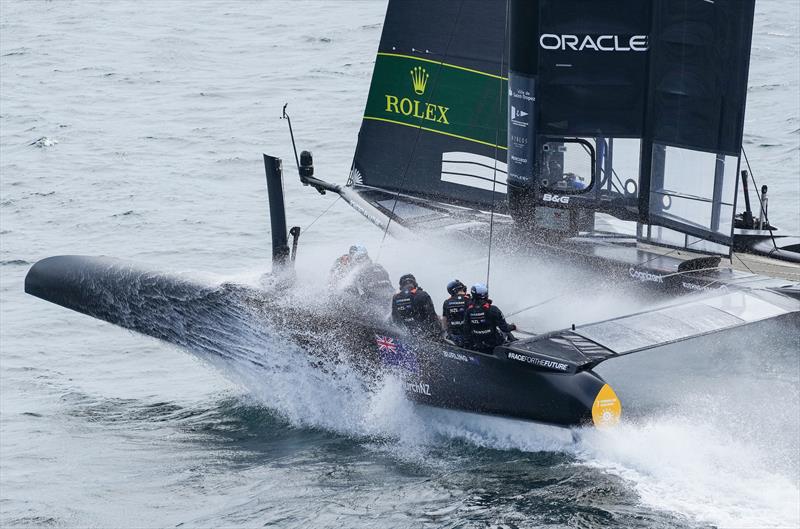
xmin=410 ymin=66 xmax=429 ymax=95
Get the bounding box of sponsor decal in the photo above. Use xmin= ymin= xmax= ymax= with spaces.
xmin=365 ymin=53 xmax=508 ymax=150
xmin=404 ymin=380 xmax=432 ymax=396
xmin=507 ymin=351 xmax=569 ymax=372
xmin=509 ymin=89 xmax=534 ymax=129
xmin=592 ymin=384 xmax=622 ymax=428
xmin=511 ymin=104 xmax=529 ymax=127
xmin=542 ymin=193 xmax=570 ymax=204
xmin=681 ymin=281 xmax=729 ymax=294
xmin=629 ymin=267 xmax=664 ymax=284
xmin=410 ymin=65 xmax=428 ymax=95
xmin=540 ymin=34 xmax=648 ymax=52
xmin=511 ymin=105 xmax=528 ymax=120
xmin=510 ymin=134 xmax=528 ymax=147
xmin=442 ymin=351 xmax=481 ymax=364
xmin=384 ymin=66 xmax=449 ymax=125
xmin=348 ymin=167 xmax=363 ymax=185
xmin=512 ymin=89 xmax=535 ymax=102
xmin=443 ymin=350 xmax=468 ymax=362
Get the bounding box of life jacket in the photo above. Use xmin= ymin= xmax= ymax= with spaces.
xmin=466 ymin=300 xmax=500 ymax=347
xmin=443 ymin=294 xmax=470 ymax=335
xmin=357 ymin=263 xmax=393 ymax=294
xmin=392 ymin=287 xmax=418 ymax=324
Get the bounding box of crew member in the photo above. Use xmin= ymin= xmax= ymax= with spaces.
xmin=391 ymin=273 xmax=440 ymax=337
xmin=464 ymin=283 xmax=516 ymax=353
xmin=330 ymin=244 xmax=393 ymax=307
xmin=441 ymin=279 xmax=471 ymax=347
xmin=561 ymin=172 xmax=587 ymax=191
xmin=328 ymin=247 xmax=354 ymax=288
xmin=350 ymin=245 xmax=393 ymax=305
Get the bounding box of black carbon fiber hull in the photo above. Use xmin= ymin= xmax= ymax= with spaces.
xmin=25 ymin=255 xmax=610 ymax=428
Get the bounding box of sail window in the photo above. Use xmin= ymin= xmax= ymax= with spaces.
xmin=538 ymin=137 xmax=595 ymax=194
xmin=646 ymin=144 xmax=739 ymax=249
xmin=594 ymin=137 xmax=641 ymax=201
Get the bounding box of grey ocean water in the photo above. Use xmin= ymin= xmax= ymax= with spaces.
xmin=1 ymin=1 xmax=799 ymax=528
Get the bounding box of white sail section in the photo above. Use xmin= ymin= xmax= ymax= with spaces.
xmin=440 ymin=152 xmax=508 ymax=194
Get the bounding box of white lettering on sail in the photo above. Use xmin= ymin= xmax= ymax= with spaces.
xmin=543 ymin=193 xmax=570 ymax=204
xmin=539 ymin=34 xmax=648 ymax=52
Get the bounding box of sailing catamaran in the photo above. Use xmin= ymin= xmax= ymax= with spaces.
xmin=25 ymin=0 xmax=799 ymax=429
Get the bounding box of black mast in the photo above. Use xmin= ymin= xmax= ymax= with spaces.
xmin=507 ymin=0 xmax=540 ymax=225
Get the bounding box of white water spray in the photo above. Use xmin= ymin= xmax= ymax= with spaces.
xmin=192 ymin=236 xmax=798 ymax=529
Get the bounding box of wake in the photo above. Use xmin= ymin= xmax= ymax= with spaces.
xmin=185 ymin=272 xmax=798 ymax=529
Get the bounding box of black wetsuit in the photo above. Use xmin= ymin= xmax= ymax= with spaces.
xmin=442 ymin=294 xmax=471 ymax=347
xmin=464 ymin=300 xmax=515 ymax=353
xmin=353 ymin=262 xmax=393 ymax=304
xmin=330 ymin=260 xmax=393 ymax=313
xmin=391 ymin=286 xmax=440 ymax=337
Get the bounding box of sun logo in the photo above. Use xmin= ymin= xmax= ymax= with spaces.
xmin=410 ymin=66 xmax=429 ymax=95
xmin=348 ymin=167 xmax=363 ymax=186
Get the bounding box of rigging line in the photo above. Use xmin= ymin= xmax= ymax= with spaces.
xmin=506 ymin=260 xmax=735 ymax=321
xmin=375 ymin=0 xmax=467 ymax=263
xmin=691 ymin=258 xmax=798 ymax=290
xmin=302 ymin=195 xmax=341 ymax=236
xmin=741 ymin=147 xmax=780 ymax=252
xmin=628 ymin=232 xmax=708 ymax=270
xmin=731 ymin=249 xmax=755 ymax=275
xmin=658 ymin=265 xmax=731 ymax=279
xmin=485 ymin=0 xmax=509 ymax=288
xmin=506 ymin=293 xmax=565 ymax=318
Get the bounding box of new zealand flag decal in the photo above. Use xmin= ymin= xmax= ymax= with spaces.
xmin=375 ymin=335 xmax=419 ymax=373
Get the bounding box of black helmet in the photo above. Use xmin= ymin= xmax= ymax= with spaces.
xmin=447 ymin=279 xmax=466 ymax=296
xmin=399 ymin=273 xmax=417 ymax=288
xmin=470 ymin=282 xmax=488 ymax=300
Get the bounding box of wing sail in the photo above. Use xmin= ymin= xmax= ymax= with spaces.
xmin=350 ymin=0 xmax=509 ymax=210
xmin=343 ymin=0 xmax=756 ymax=256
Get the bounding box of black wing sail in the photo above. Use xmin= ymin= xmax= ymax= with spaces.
xmin=348 ymin=0 xmax=510 ymax=229
xmin=638 ymin=0 xmax=756 ymax=254
xmin=336 ymin=0 xmax=756 ymax=250
xmin=506 ymin=0 xmax=756 ymax=255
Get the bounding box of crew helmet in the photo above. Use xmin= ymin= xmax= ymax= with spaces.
xmin=447 ymin=279 xmax=466 ymax=296
xmin=399 ymin=273 xmax=417 ymax=289
xmin=470 ymin=282 xmax=489 ymax=300
xmin=348 ymin=243 xmax=369 ymax=262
